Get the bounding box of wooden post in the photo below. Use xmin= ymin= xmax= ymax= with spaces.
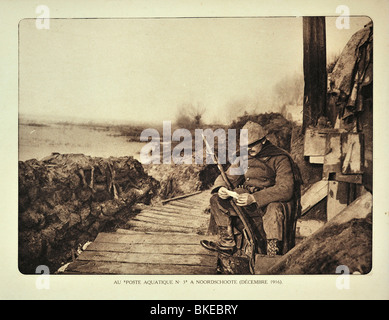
xmin=303 ymin=17 xmax=327 ymax=133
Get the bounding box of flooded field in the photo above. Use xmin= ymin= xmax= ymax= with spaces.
xmin=18 ymin=122 xmax=146 ymax=162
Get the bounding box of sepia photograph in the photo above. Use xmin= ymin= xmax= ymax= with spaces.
xmin=1 ymin=0 xmax=388 ymax=301
xmin=18 ymin=15 xmax=373 ymax=276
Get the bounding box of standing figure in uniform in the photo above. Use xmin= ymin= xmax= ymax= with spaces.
xmin=201 ymin=121 xmax=302 ymax=257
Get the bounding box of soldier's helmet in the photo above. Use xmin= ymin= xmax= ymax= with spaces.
xmin=241 ymin=121 xmax=267 ymax=146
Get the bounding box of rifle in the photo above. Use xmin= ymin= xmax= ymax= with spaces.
xmin=202 ymin=134 xmax=258 ymax=274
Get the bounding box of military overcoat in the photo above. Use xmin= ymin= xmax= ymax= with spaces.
xmin=211 ymin=141 xmax=302 ymax=254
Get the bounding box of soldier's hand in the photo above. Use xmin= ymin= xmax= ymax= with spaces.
xmin=218 ymin=187 xmax=230 ymax=199
xmin=236 ymin=193 xmax=256 ymax=206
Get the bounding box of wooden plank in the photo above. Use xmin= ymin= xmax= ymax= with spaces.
xmin=177 ymin=197 xmax=205 ymax=204
xmin=77 ymin=250 xmax=217 ymax=267
xmin=137 ymin=210 xmax=210 ymax=225
xmin=65 ymin=260 xmax=217 ymax=275
xmin=328 ymin=190 xmax=372 ymax=224
xmin=327 ymin=181 xmax=348 ymax=221
xmin=175 ymin=200 xmax=204 ymax=207
xmin=94 ymin=232 xmax=210 ymax=245
xmin=144 ymin=206 xmax=185 ymax=214
xmin=114 ymin=229 xmax=217 ymax=238
xmin=140 ymin=208 xmax=205 ymax=219
xmin=134 ymin=213 xmax=207 ymax=229
xmin=141 ymin=209 xmax=210 ymax=221
xmin=296 ymin=219 xmax=326 ymax=238
xmin=300 ymin=180 xmax=329 ymax=216
xmin=176 ymin=196 xmax=208 ymax=204
xmin=323 ymin=133 xmax=342 ymax=178
xmin=341 ymin=133 xmax=364 ymax=174
xmin=130 ymin=215 xmax=204 ymax=230
xmin=173 ymin=197 xmax=209 ymax=206
xmin=168 ymin=201 xmax=202 ymax=208
xmin=165 ymin=202 xmax=196 ymax=209
xmin=146 ymin=206 xmax=202 ymax=216
xmin=128 ymin=226 xmax=192 ymax=234
xmin=309 ymin=156 xmax=325 ymax=164
xmin=137 ymin=209 xmax=206 ymax=221
xmin=135 ymin=212 xmax=198 ymax=225
xmin=85 ymin=242 xmax=215 ymax=256
xmin=304 ymin=128 xmax=327 ymax=156
xmin=127 ymin=219 xmax=200 ymax=233
xmin=64 ymin=190 xmax=219 ymax=275
xmin=334 ymin=173 xmax=363 ymax=184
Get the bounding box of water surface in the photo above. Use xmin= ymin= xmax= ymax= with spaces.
xmin=19 ymin=123 xmax=145 ymax=162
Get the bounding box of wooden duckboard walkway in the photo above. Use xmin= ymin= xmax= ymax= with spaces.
xmin=65 ymin=190 xmax=218 ymax=275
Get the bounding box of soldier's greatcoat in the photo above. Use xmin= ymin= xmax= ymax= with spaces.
xmin=212 ymin=141 xmax=302 ymax=254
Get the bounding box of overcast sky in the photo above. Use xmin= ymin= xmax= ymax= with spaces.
xmin=19 ymin=16 xmax=371 ymax=125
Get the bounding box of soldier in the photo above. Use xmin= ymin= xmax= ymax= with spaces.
xmin=200 ymin=121 xmax=302 ymax=257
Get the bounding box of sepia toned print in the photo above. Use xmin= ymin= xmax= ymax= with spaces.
xmin=18 ymin=16 xmax=372 ymax=276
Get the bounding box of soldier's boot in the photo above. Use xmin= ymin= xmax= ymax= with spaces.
xmin=266 ymin=239 xmax=280 ymax=257
xmin=200 ymin=226 xmax=236 ymax=255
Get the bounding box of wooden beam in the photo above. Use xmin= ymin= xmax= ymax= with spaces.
xmin=334 ymin=173 xmax=363 ymax=184
xmin=296 ymin=219 xmax=326 ymax=238
xmin=300 ymin=180 xmax=329 ymax=216
xmin=303 ymin=17 xmax=327 ymax=133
